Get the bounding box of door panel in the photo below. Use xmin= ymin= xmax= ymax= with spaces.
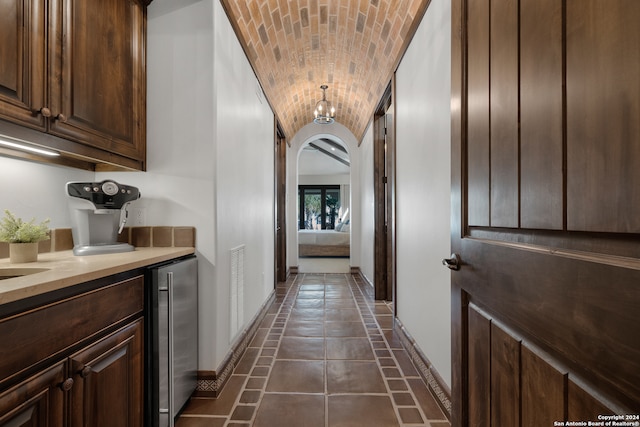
xmin=490 ymin=323 xmax=520 ymax=427
xmin=566 ymin=1 xmax=640 ymax=233
xmin=520 ymin=0 xmax=564 ymax=230
xmin=466 ymin=0 xmax=490 ymax=227
xmin=489 ymin=0 xmax=519 ymax=228
xmin=568 ymin=379 xmax=614 ymax=420
xmin=467 ymin=307 xmax=489 ymax=427
xmin=451 ymin=0 xmax=640 ymax=425
xmin=521 ymin=345 xmax=565 ymax=427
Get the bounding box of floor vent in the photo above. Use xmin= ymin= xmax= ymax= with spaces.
xmin=230 ymin=245 xmax=245 ymax=341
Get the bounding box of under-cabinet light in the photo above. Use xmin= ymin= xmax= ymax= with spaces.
xmin=0 ymin=136 xmax=60 ymax=157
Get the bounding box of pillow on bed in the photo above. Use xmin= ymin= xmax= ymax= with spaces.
xmin=341 ymin=224 xmax=350 ymax=233
xmin=335 ymin=222 xmax=344 ymax=231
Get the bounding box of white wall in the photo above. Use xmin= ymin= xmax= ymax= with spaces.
xmin=394 ymin=0 xmax=452 ymax=387
xmin=358 ymin=124 xmax=375 ymax=284
xmin=212 ymin=0 xmax=274 ymax=355
xmin=298 ymin=174 xmax=350 ymax=186
xmin=96 ymin=0 xmax=275 ymax=370
xmin=0 ymin=157 xmax=93 ymax=227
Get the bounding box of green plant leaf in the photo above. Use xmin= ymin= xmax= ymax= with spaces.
xmin=0 ymin=209 xmax=50 ymax=243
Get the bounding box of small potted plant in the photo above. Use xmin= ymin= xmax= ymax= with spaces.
xmin=0 ymin=209 xmax=50 ymax=263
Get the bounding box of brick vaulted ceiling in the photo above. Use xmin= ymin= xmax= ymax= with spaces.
xmin=220 ymin=0 xmax=429 ymax=141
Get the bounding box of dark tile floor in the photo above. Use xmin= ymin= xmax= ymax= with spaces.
xmin=177 ymin=272 xmax=451 ymax=426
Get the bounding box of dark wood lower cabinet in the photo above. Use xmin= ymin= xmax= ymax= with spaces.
xmin=69 ymin=320 xmax=143 ymax=427
xmin=0 ymin=362 xmax=66 ymax=427
xmin=0 ymin=274 xmax=144 ymax=427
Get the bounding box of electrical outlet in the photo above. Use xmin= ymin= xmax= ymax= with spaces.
xmin=131 ymin=207 xmax=146 ymax=226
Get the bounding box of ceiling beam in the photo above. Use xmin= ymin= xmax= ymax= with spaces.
xmin=309 ymin=142 xmax=351 ymax=167
xmin=319 ymin=138 xmax=348 ymax=154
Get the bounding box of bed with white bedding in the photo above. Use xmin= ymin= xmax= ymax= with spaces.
xmin=298 ymin=229 xmax=350 ymax=257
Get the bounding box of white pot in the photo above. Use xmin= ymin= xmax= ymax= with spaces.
xmin=9 ymin=242 xmax=39 ymax=263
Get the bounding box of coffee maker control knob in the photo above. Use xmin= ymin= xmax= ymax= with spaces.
xmin=102 ymin=181 xmax=119 ymax=196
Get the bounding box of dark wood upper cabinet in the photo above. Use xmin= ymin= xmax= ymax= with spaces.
xmin=0 ymin=0 xmax=146 ymax=171
xmin=0 ymin=0 xmax=48 ymax=130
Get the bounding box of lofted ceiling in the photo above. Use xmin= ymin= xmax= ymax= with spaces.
xmin=220 ymin=0 xmax=429 ymax=141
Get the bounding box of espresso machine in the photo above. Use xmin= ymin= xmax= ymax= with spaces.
xmin=67 ymin=180 xmax=141 ymax=256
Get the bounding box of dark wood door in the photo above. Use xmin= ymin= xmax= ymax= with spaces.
xmin=0 ymin=362 xmax=66 ymax=427
xmin=451 ymin=0 xmax=640 ymax=425
xmin=0 ymin=0 xmax=48 ymax=129
xmin=68 ymin=320 xmax=143 ymax=427
xmin=48 ymin=0 xmax=146 ymax=163
xmin=275 ymin=127 xmax=287 ymax=282
xmin=374 ymin=84 xmax=395 ymax=301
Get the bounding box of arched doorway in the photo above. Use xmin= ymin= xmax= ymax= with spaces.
xmin=285 ymin=123 xmax=361 ymax=277
xmin=297 ymin=137 xmax=351 ymax=273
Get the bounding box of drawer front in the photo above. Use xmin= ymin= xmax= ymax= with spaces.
xmin=0 ymin=275 xmax=143 ymax=386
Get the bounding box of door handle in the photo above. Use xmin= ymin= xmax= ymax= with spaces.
xmin=442 ymin=253 xmax=461 ymax=271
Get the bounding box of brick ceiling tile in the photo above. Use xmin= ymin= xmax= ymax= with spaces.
xmin=222 ymin=0 xmax=428 ymax=140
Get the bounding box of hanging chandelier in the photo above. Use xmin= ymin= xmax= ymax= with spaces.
xmin=313 ymin=85 xmax=336 ymax=124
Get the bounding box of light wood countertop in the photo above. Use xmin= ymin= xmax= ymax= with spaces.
xmin=0 ymin=247 xmax=195 ymax=306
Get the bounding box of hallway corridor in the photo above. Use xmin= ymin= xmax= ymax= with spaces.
xmin=176 ymin=272 xmax=450 ymax=426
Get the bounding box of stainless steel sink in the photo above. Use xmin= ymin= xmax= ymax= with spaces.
xmin=0 ymin=268 xmax=50 ymax=280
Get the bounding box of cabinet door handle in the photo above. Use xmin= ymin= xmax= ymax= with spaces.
xmin=37 ymin=107 xmax=52 ymax=117
xmin=80 ymin=366 xmax=92 ymax=378
xmin=60 ymin=378 xmax=74 ymax=391
xmin=55 ymin=113 xmax=68 ymax=123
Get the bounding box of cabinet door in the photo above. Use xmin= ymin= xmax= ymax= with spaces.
xmin=68 ymin=319 xmax=143 ymax=427
xmin=48 ymin=0 xmax=146 ymax=163
xmin=0 ymin=362 xmax=66 ymax=427
xmin=0 ymin=0 xmax=48 ymax=129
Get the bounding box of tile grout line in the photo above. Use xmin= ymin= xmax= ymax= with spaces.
xmin=347 ymin=273 xmax=433 ymax=427
xmin=225 ymin=272 xmax=301 ymax=426
xmin=324 ymin=274 xmax=329 ymax=427
xmin=346 ymin=273 xmax=411 ymax=425
xmin=178 ymin=271 xmax=449 ymax=427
